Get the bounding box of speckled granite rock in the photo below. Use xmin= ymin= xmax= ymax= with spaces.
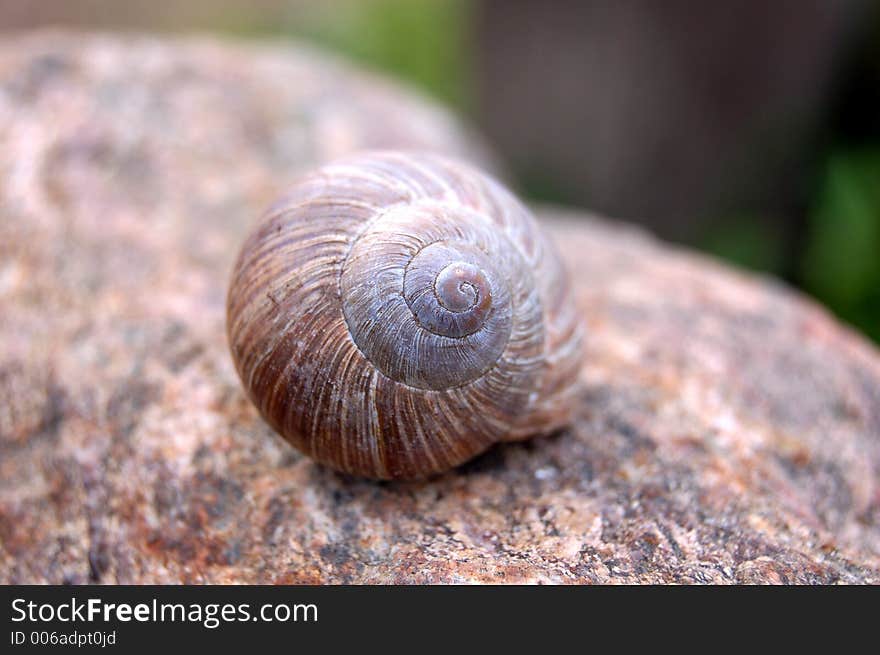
xmin=1 ymin=32 xmax=879 ymax=584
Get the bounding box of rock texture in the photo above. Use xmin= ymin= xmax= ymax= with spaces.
xmin=1 ymin=32 xmax=879 ymax=584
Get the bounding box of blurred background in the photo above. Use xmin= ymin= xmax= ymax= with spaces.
xmin=2 ymin=0 xmax=878 ymax=343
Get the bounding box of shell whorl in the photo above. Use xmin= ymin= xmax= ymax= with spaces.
xmin=227 ymin=151 xmax=582 ymax=479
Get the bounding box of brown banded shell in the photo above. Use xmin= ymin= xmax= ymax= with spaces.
xmin=226 ymin=151 xmax=582 ymax=479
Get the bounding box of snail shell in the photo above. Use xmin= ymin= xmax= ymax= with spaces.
xmin=227 ymin=151 xmax=582 ymax=479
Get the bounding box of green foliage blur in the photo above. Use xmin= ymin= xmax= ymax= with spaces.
xmin=297 ymin=0 xmax=473 ymax=110
xmin=803 ymin=151 xmax=880 ymax=342
xmin=703 ymin=150 xmax=880 ymax=345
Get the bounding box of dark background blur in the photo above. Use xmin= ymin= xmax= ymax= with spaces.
xmin=2 ymin=0 xmax=878 ymax=343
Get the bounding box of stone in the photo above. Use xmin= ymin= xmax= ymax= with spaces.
xmin=1 ymin=32 xmax=878 ymax=583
